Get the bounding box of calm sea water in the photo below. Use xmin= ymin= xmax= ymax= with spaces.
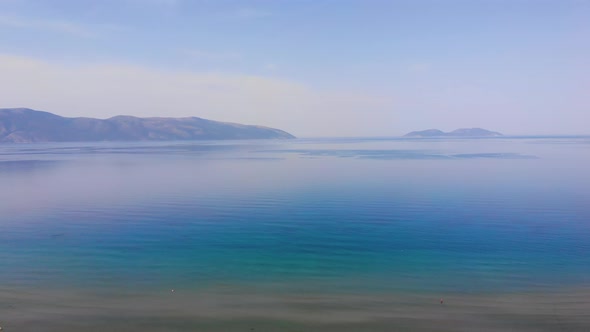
xmin=1 ymin=137 xmax=590 ymax=296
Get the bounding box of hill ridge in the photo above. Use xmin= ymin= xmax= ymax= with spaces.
xmin=0 ymin=108 xmax=295 ymax=143
xmin=404 ymin=128 xmax=503 ymax=137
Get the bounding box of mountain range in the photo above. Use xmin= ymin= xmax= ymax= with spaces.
xmin=403 ymin=128 xmax=503 ymax=138
xmin=0 ymin=108 xmax=295 ymax=143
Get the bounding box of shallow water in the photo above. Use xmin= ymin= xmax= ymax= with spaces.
xmin=1 ymin=137 xmax=590 ymax=330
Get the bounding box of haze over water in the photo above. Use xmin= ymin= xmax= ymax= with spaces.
xmin=2 ymin=137 xmax=590 ymax=331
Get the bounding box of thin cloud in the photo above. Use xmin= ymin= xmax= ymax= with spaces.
xmin=123 ymin=0 xmax=180 ymax=6
xmin=264 ymin=63 xmax=279 ymax=71
xmin=0 ymin=53 xmax=394 ymax=137
xmin=184 ymin=49 xmax=242 ymax=61
xmin=407 ymin=62 xmax=431 ymax=74
xmin=142 ymin=0 xmax=179 ymax=5
xmin=233 ymin=8 xmax=272 ymax=19
xmin=0 ymin=14 xmax=94 ymax=37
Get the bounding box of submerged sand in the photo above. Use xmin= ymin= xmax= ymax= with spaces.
xmin=1 ymin=286 xmax=590 ymax=331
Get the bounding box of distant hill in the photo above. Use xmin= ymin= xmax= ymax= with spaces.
xmin=404 ymin=128 xmax=503 ymax=138
xmin=0 ymin=108 xmax=295 ymax=143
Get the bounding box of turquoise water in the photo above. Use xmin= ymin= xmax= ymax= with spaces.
xmin=1 ymin=137 xmax=590 ymax=296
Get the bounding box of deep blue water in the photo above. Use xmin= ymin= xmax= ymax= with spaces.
xmin=1 ymin=137 xmax=589 ymax=295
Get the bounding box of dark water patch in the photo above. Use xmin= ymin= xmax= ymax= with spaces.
xmin=263 ymin=149 xmax=450 ymax=159
xmin=0 ymin=159 xmax=64 ymax=172
xmin=451 ymin=153 xmax=538 ymax=159
xmin=0 ymin=141 xmax=270 ymax=158
xmin=262 ymin=149 xmax=536 ymax=160
xmin=214 ymin=157 xmax=285 ymax=161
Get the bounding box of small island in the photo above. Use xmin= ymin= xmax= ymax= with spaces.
xmin=0 ymin=108 xmax=295 ymax=143
xmin=403 ymin=128 xmax=503 ymax=138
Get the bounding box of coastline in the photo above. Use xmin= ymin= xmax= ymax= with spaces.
xmin=2 ymin=286 xmax=589 ymax=331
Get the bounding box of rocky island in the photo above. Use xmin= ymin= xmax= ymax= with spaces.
xmin=404 ymin=128 xmax=503 ymax=138
xmin=0 ymin=108 xmax=295 ymax=143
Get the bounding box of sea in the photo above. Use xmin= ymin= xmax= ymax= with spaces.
xmin=1 ymin=136 xmax=589 ymax=331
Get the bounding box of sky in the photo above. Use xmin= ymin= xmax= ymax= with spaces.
xmin=0 ymin=0 xmax=589 ymax=137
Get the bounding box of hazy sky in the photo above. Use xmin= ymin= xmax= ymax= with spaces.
xmin=1 ymin=0 xmax=588 ymax=136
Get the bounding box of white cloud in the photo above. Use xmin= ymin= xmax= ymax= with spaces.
xmin=0 ymin=54 xmax=394 ymax=137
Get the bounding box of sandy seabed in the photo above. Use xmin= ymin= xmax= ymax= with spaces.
xmin=2 ymin=286 xmax=590 ymax=332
